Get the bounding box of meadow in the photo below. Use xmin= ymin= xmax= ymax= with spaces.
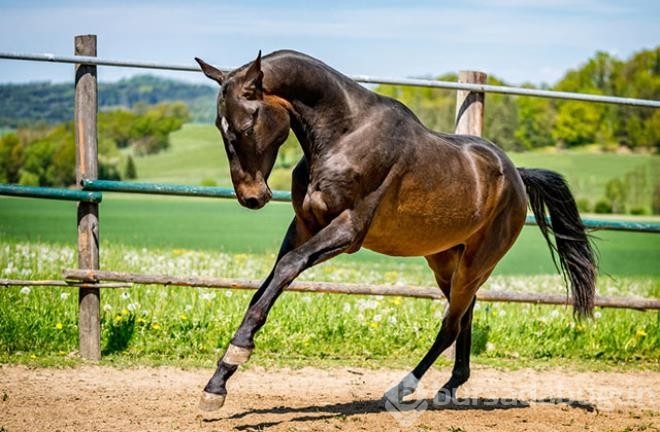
xmin=1 ymin=124 xmax=658 ymax=369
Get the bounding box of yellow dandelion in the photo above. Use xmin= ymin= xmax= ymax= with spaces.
xmin=636 ymin=328 xmax=647 ymax=338
xmin=384 ymin=271 xmax=399 ymax=282
xmin=55 ymin=322 xmax=63 ymax=330
xmin=179 ymin=314 xmax=188 ymax=321
xmin=151 ymin=323 xmax=161 ymax=330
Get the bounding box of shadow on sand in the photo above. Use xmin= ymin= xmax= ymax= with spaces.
xmin=203 ymin=395 xmax=596 ymax=430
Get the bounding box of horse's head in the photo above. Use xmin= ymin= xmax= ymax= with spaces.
xmin=195 ymin=52 xmax=290 ymax=209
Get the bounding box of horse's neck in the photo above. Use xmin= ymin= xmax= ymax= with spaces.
xmin=263 ymin=54 xmax=366 ymax=160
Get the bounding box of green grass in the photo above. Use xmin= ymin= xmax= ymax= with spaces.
xmin=509 ymin=151 xmax=658 ymax=209
xmin=1 ymin=241 xmax=658 ymax=369
xmin=1 ymin=195 xmax=659 ymax=276
xmin=131 ymin=124 xmax=230 ymax=185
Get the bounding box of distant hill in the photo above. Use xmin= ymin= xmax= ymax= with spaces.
xmin=0 ymin=75 xmax=216 ymax=128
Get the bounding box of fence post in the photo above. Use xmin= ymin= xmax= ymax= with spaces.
xmin=75 ymin=34 xmax=101 ymax=360
xmin=455 ymin=70 xmax=487 ymax=136
xmin=446 ymin=70 xmax=487 ymax=359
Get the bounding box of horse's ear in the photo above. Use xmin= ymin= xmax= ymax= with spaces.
xmin=242 ymin=50 xmax=263 ymax=99
xmin=195 ymin=57 xmax=225 ymax=85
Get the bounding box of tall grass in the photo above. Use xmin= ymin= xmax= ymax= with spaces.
xmin=1 ymin=241 xmax=658 ymax=368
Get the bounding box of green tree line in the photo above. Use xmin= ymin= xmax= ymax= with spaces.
xmin=0 ymin=75 xmax=214 ymax=128
xmin=376 ymin=47 xmax=659 ymax=152
xmin=0 ymin=102 xmax=189 ymax=186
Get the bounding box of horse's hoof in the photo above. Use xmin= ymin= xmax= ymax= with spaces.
xmin=383 ymin=373 xmax=419 ymax=404
xmin=382 ymin=385 xmax=414 ymax=406
xmin=382 ymin=388 xmax=401 ymax=406
xmin=435 ymin=388 xmax=456 ymax=405
xmin=199 ymin=391 xmax=226 ymax=412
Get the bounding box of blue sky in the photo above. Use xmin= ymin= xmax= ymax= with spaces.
xmin=0 ymin=0 xmax=658 ymax=86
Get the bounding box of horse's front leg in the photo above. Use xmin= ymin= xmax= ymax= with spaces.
xmin=197 ymin=217 xmax=304 ymax=411
xmin=199 ymin=211 xmax=361 ymax=411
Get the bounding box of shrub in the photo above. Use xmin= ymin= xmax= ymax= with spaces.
xmin=604 ymin=178 xmax=627 ymax=214
xmin=594 ymin=199 xmax=613 ymax=214
xmin=629 ymin=207 xmax=648 ymax=216
xmin=200 ymin=177 xmax=218 ymax=187
xmin=576 ymin=198 xmax=591 ymax=213
xmin=17 ymin=169 xmax=39 ymax=186
xmin=124 ymin=155 xmax=138 ymax=180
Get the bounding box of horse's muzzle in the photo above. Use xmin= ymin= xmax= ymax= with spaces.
xmin=236 ymin=183 xmax=272 ymax=210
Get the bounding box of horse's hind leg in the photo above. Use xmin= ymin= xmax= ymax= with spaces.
xmin=389 ymin=203 xmax=526 ymax=403
xmin=438 ymin=296 xmax=476 ymax=401
xmin=385 ymin=247 xmax=490 ymax=403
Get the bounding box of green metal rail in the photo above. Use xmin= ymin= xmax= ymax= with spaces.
xmin=0 ymin=184 xmax=102 ymax=203
xmin=80 ymin=179 xmax=660 ymax=234
xmin=80 ymin=179 xmax=293 ymax=201
xmin=560 ymin=216 xmax=660 ymax=233
xmin=3 ymin=180 xmax=658 ymax=233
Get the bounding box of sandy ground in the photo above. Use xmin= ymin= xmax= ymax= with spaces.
xmin=1 ymin=364 xmax=658 ymax=432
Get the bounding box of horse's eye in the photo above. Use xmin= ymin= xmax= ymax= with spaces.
xmin=241 ymin=125 xmax=254 ymax=138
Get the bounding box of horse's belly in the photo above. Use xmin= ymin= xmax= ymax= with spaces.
xmin=362 ymin=208 xmax=479 ymax=257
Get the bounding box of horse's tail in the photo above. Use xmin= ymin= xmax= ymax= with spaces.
xmin=517 ymin=168 xmax=597 ymax=318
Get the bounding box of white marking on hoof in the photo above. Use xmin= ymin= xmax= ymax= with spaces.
xmin=199 ymin=391 xmax=226 ymax=412
xmin=223 ymin=344 xmax=252 ymax=365
xmin=383 ymin=373 xmax=420 ymax=404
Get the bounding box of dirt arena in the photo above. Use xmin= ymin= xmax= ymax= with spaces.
xmin=1 ymin=364 xmax=658 ymax=431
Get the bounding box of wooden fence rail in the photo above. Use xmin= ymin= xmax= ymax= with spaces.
xmin=59 ymin=269 xmax=660 ymax=311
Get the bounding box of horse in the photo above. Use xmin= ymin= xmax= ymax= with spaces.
xmin=194 ymin=50 xmax=597 ymax=411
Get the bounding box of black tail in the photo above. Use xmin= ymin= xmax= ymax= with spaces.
xmin=518 ymin=168 xmax=597 ymax=318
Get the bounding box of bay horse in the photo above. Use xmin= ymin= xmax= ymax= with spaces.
xmin=194 ymin=50 xmax=596 ymax=411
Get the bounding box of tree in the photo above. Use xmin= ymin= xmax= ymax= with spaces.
xmin=124 ymin=155 xmax=138 ymax=180
xmin=514 ymin=90 xmax=555 ymax=150
xmin=615 ymin=48 xmax=660 ymax=150
xmin=484 ymin=77 xmax=520 ymax=151
xmin=604 ymin=178 xmax=627 ymax=214
xmin=551 ymin=51 xmax=622 ymax=148
xmin=99 ymin=110 xmax=135 ymax=148
xmin=0 ymin=133 xmax=24 ymax=183
xmin=552 ymin=101 xmax=603 ymax=147
xmin=376 ymin=74 xmax=457 ymax=132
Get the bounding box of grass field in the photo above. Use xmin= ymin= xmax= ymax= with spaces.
xmin=1 ymin=195 xmax=659 ymax=277
xmin=1 ymin=123 xmax=659 ymax=369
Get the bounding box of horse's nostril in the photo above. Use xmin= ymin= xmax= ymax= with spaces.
xmin=244 ymin=197 xmax=260 ymax=209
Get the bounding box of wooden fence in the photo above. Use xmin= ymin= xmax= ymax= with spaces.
xmin=1 ymin=35 xmax=659 ymax=361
